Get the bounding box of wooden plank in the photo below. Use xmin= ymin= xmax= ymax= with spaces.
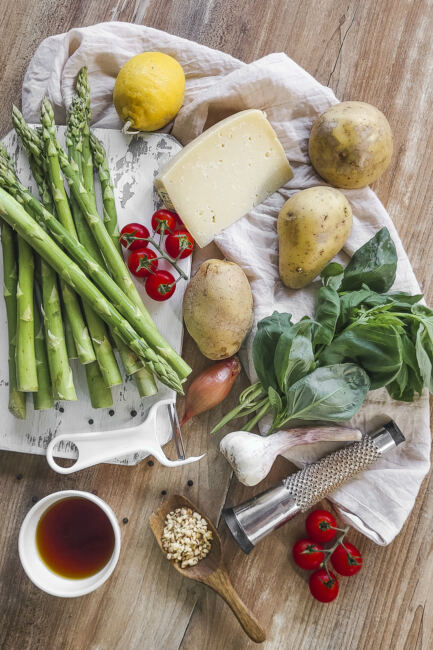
xmin=0 ymin=1 xmax=431 ymax=649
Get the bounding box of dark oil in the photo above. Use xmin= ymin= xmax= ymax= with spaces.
xmin=36 ymin=497 xmax=115 ymax=579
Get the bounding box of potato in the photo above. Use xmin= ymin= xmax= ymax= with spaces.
xmin=308 ymin=101 xmax=393 ymax=189
xmin=183 ymin=259 xmax=253 ymax=360
xmin=278 ymin=186 xmax=352 ymax=289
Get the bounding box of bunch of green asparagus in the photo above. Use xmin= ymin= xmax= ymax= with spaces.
xmin=0 ymin=67 xmax=191 ymax=418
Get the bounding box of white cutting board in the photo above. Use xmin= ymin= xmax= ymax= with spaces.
xmin=0 ymin=127 xmax=190 ymax=464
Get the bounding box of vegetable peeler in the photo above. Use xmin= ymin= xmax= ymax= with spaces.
xmin=46 ymin=398 xmax=205 ymax=474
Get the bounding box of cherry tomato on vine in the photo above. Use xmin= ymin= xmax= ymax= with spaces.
xmin=305 ymin=510 xmax=338 ymax=543
xmin=309 ymin=569 xmax=339 ymax=603
xmin=127 ymin=248 xmax=158 ymax=278
xmin=292 ymin=539 xmax=325 ymax=570
xmin=151 ymin=209 xmax=177 ymax=234
xmin=120 ymin=223 xmax=150 ymax=250
xmin=331 ymin=541 xmax=362 ymax=576
xmin=145 ymin=269 xmax=176 ymax=301
xmin=165 ymin=228 xmax=195 ymax=259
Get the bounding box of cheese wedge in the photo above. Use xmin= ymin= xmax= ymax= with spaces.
xmin=155 ymin=109 xmax=293 ymax=247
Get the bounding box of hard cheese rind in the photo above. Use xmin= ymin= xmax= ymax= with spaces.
xmin=155 ymin=110 xmax=293 ymax=247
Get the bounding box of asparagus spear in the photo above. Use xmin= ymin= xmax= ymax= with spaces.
xmin=39 ymin=100 xmax=95 ymax=367
xmin=0 ymin=222 xmax=26 ymax=418
xmin=85 ymin=361 xmax=113 ymax=408
xmin=64 ymin=308 xmax=78 ymax=359
xmin=65 ymin=100 xmax=122 ymax=388
xmin=3 ymin=129 xmax=77 ymax=399
xmin=0 ymin=185 xmax=184 ymax=393
xmin=90 ymin=132 xmax=156 ymax=396
xmin=16 ymin=236 xmax=38 ymax=392
xmin=76 ymin=69 xmax=98 ymax=213
xmin=12 ymin=110 xmax=114 ymax=413
xmin=70 ymin=93 xmax=156 ymax=395
xmin=39 ymin=259 xmax=76 ymax=401
xmin=90 ymin=132 xmax=121 ymax=252
xmin=41 ymin=100 xmax=78 ymax=237
xmin=33 ymin=293 xmax=54 ymax=410
xmin=13 ymin=108 xmax=94 ymax=370
xmin=44 ymin=109 xmax=190 ymax=380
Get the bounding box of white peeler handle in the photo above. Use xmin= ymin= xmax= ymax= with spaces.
xmin=46 ymin=399 xmax=205 ymax=475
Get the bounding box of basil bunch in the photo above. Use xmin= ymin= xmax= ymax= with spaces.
xmin=213 ymin=228 xmax=431 ymax=435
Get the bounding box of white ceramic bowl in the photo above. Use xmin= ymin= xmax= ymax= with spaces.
xmin=18 ymin=490 xmax=121 ymax=597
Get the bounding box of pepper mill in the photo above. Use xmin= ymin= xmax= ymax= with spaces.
xmin=223 ymin=421 xmax=404 ymax=553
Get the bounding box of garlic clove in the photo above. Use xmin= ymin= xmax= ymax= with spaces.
xmin=220 ymin=431 xmax=276 ymax=487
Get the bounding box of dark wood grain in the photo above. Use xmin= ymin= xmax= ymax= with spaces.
xmin=0 ymin=1 xmax=432 ymax=649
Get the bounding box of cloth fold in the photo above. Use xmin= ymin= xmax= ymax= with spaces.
xmin=23 ymin=22 xmax=430 ymax=545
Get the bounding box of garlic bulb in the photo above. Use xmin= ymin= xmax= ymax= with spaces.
xmin=220 ymin=427 xmax=362 ymax=486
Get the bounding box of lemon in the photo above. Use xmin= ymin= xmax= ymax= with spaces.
xmin=113 ymin=52 xmax=185 ymax=132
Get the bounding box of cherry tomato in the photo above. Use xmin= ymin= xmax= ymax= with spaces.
xmin=151 ymin=209 xmax=177 ymax=234
xmin=145 ymin=270 xmax=176 ymax=301
xmin=331 ymin=541 xmax=362 ymax=576
xmin=309 ymin=569 xmax=339 ymax=603
xmin=305 ymin=510 xmax=338 ymax=543
xmin=292 ymin=539 xmax=325 ymax=570
xmin=120 ymin=223 xmax=150 ymax=250
xmin=127 ymin=248 xmax=158 ymax=278
xmin=165 ymin=228 xmax=195 ymax=259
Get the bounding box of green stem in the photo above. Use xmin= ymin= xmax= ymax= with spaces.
xmin=87 ymin=131 xmax=157 ymax=395
xmin=54 ymin=132 xmax=190 ymax=379
xmin=0 ymin=222 xmax=26 ymax=418
xmin=66 ymin=117 xmax=134 ymax=385
xmin=16 ymin=237 xmax=38 ymax=392
xmin=211 ymin=383 xmax=266 ymax=434
xmin=89 ymin=132 xmax=122 ymax=253
xmin=64 ymin=310 xmax=78 ymax=359
xmin=41 ymin=98 xmax=95 ymax=366
xmin=33 ymin=295 xmax=54 ymax=410
xmin=39 ymin=259 xmax=77 ymax=401
xmin=0 ymin=187 xmax=183 ymax=393
xmin=243 ymin=401 xmax=272 ymax=432
xmin=85 ymin=361 xmax=113 ymax=409
xmin=12 ymin=114 xmax=76 ymax=374
xmin=320 ymin=526 xmax=350 ymax=574
xmin=146 ymin=235 xmax=188 ymax=281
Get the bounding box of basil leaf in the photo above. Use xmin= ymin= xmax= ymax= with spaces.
xmin=387 ymin=335 xmax=423 ymax=401
xmin=412 ymin=306 xmax=433 ymax=392
xmin=338 ymin=289 xmax=377 ymax=326
xmin=412 ymin=304 xmax=433 ymax=320
xmin=342 ymin=228 xmax=397 ymax=292
xmin=274 ymin=321 xmax=315 ymax=392
xmin=253 ymin=311 xmax=292 ymax=391
xmin=313 ymin=286 xmax=340 ymax=345
xmin=268 ymin=386 xmax=283 ymax=415
xmin=384 ymin=292 xmax=423 ymax=310
xmin=282 ymin=363 xmax=370 ymax=424
xmin=318 ymin=323 xmax=403 ymax=389
xmin=321 ymin=262 xmax=344 ymax=290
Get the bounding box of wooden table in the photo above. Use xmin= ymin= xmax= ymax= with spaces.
xmin=0 ymin=1 xmax=432 ymax=648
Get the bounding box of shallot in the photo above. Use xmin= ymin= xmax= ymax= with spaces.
xmin=220 ymin=427 xmax=362 ymax=486
xmin=181 ymin=357 xmax=242 ymax=426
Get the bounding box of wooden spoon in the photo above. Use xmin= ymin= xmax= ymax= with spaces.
xmin=149 ymin=494 xmax=266 ymax=644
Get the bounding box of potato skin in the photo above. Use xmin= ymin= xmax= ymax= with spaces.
xmin=183 ymin=259 xmax=253 ymax=360
xmin=278 ymin=186 xmax=352 ymax=289
xmin=309 ymin=101 xmax=393 ymax=189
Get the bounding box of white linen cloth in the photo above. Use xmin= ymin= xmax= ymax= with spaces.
xmin=22 ymin=22 xmax=430 ymax=545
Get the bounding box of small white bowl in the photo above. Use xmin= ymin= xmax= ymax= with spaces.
xmin=18 ymin=490 xmax=121 ymax=598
